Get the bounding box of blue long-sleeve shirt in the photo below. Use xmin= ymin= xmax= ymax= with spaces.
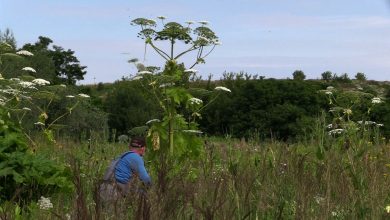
xmin=114 ymin=151 xmax=151 ymax=185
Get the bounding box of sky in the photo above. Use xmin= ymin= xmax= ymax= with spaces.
xmin=1 ymin=0 xmax=390 ymax=84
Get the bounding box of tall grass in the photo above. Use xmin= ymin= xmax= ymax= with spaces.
xmin=2 ymin=118 xmax=390 ymax=219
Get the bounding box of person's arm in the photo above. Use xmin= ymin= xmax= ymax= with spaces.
xmin=131 ymin=155 xmax=152 ymax=186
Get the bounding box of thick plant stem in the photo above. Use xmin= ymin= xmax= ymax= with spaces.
xmin=169 ymin=116 xmax=174 ymax=155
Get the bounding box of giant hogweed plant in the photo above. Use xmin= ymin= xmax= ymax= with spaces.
xmin=0 ymin=42 xmax=73 ymax=205
xmin=130 ymin=17 xmax=228 ymax=161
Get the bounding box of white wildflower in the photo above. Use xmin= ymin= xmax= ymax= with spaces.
xmin=10 ymin=78 xmax=20 ymax=81
xmin=59 ymin=84 xmax=66 ymax=88
xmin=0 ymin=73 xmax=3 ymax=80
xmin=184 ymin=69 xmax=197 ymax=73
xmin=376 ymin=123 xmax=384 ymax=127
xmin=358 ymin=120 xmax=376 ymax=125
xmin=314 ymin=196 xmax=325 ymax=204
xmin=66 ymin=95 xmax=75 ymax=98
xmin=78 ymin=93 xmax=90 ymax=98
xmin=198 ymin=21 xmax=209 ymax=25
xmin=386 ymin=205 xmax=390 ymax=213
xmin=157 ymin=16 xmax=166 ymax=20
xmin=325 ymin=91 xmax=332 ymax=95
xmin=34 ymin=122 xmax=45 ymax=126
xmin=185 ymin=21 xmax=195 ymax=25
xmin=132 ymin=75 xmax=143 ymax=81
xmin=146 ymin=119 xmax=160 ymax=125
xmin=32 ymin=78 xmax=50 ymax=86
xmin=214 ymin=86 xmax=231 ymax=93
xmin=326 ymin=86 xmax=334 ymax=90
xmin=38 ymin=196 xmax=53 ymax=210
xmin=189 ymin=97 xmax=203 ymax=105
xmin=357 ymin=86 xmax=363 ymax=90
xmin=22 ymin=107 xmax=31 ymax=111
xmin=16 ymin=50 xmax=34 ymax=56
xmin=198 ymin=36 xmax=209 ymax=42
xmin=327 ymin=124 xmax=333 ymax=129
xmin=372 ymin=97 xmax=382 ymax=104
xmin=22 ymin=67 xmax=37 ymax=73
xmin=19 ymin=81 xmax=36 ymax=89
xmin=182 ymin=129 xmax=203 ymax=134
xmin=213 ymin=40 xmax=222 ymax=45
xmin=328 ymin=129 xmax=344 ymax=135
xmin=138 ymin=70 xmax=152 ymax=75
xmin=343 ymin=108 xmax=352 ymax=115
xmin=0 ymin=98 xmax=5 ymax=106
xmin=159 ymin=83 xmax=174 ymax=88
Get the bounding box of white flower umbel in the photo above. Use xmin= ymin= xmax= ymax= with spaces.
xmin=159 ymin=83 xmax=174 ymax=88
xmin=326 ymin=86 xmax=334 ymax=90
xmin=138 ymin=70 xmax=152 ymax=75
xmin=38 ymin=196 xmax=53 ymax=210
xmin=22 ymin=107 xmax=31 ymax=111
xmin=22 ymin=67 xmax=37 ymax=73
xmin=59 ymin=84 xmax=67 ymax=88
xmin=372 ymin=97 xmax=382 ymax=104
xmin=385 ymin=205 xmax=390 ymax=214
xmin=182 ymin=129 xmax=203 ymax=134
xmin=66 ymin=95 xmax=75 ymax=98
xmin=132 ymin=75 xmax=143 ymax=81
xmin=0 ymin=98 xmax=5 ymax=106
xmin=146 ymin=119 xmax=160 ymax=125
xmin=157 ymin=16 xmax=166 ymax=20
xmin=376 ymin=123 xmax=384 ymax=127
xmin=328 ymin=129 xmax=344 ymax=135
xmin=78 ymin=93 xmax=90 ymax=98
xmin=184 ymin=69 xmax=197 ymax=73
xmin=34 ymin=122 xmax=45 ymax=126
xmin=19 ymin=81 xmax=36 ymax=89
xmin=16 ymin=50 xmax=34 ymax=56
xmin=10 ymin=78 xmax=20 ymax=81
xmin=198 ymin=21 xmax=209 ymax=25
xmin=214 ymin=86 xmax=231 ymax=93
xmin=189 ymin=97 xmax=203 ymax=105
xmin=32 ymin=78 xmax=50 ymax=86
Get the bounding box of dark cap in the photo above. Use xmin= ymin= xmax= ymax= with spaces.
xmin=129 ymin=137 xmax=146 ymax=148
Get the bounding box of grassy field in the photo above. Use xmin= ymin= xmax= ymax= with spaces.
xmin=3 ymin=131 xmax=389 ymax=220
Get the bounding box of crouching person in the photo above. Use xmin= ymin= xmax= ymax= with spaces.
xmin=115 ymin=136 xmax=151 ymax=195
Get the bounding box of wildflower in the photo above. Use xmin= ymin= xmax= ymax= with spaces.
xmin=157 ymin=16 xmax=166 ymax=20
xmin=19 ymin=81 xmax=36 ymax=89
xmin=34 ymin=122 xmax=45 ymax=126
xmin=184 ymin=68 xmax=197 ymax=73
xmin=327 ymin=124 xmax=333 ymax=129
xmin=22 ymin=107 xmax=31 ymax=111
xmin=198 ymin=21 xmax=209 ymax=25
xmin=198 ymin=36 xmax=209 ymax=42
xmin=372 ymin=97 xmax=382 ymax=104
xmin=159 ymin=83 xmax=174 ymax=88
xmin=138 ymin=70 xmax=152 ymax=75
xmin=328 ymin=129 xmax=344 ymax=135
xmin=78 ymin=93 xmax=90 ymax=98
xmin=189 ymin=97 xmax=203 ymax=105
xmin=0 ymin=73 xmax=3 ymax=80
xmin=22 ymin=67 xmax=37 ymax=73
xmin=66 ymin=95 xmax=75 ymax=98
xmin=377 ymin=123 xmax=384 ymax=127
xmin=214 ymin=86 xmax=231 ymax=93
xmin=185 ymin=21 xmax=195 ymax=25
xmin=182 ymin=129 xmax=203 ymax=134
xmin=343 ymin=108 xmax=352 ymax=115
xmin=146 ymin=119 xmax=160 ymax=125
xmin=10 ymin=78 xmax=21 ymax=81
xmin=59 ymin=84 xmax=66 ymax=88
xmin=325 ymin=91 xmax=332 ymax=95
xmin=16 ymin=50 xmax=34 ymax=56
xmin=32 ymin=78 xmax=50 ymax=85
xmin=38 ymin=196 xmax=53 ymax=210
xmin=314 ymin=195 xmax=325 ymax=204
xmin=386 ymin=205 xmax=390 ymax=213
xmin=326 ymin=86 xmax=334 ymax=90
xmin=132 ymin=75 xmax=143 ymax=81
xmin=0 ymin=98 xmax=5 ymax=106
